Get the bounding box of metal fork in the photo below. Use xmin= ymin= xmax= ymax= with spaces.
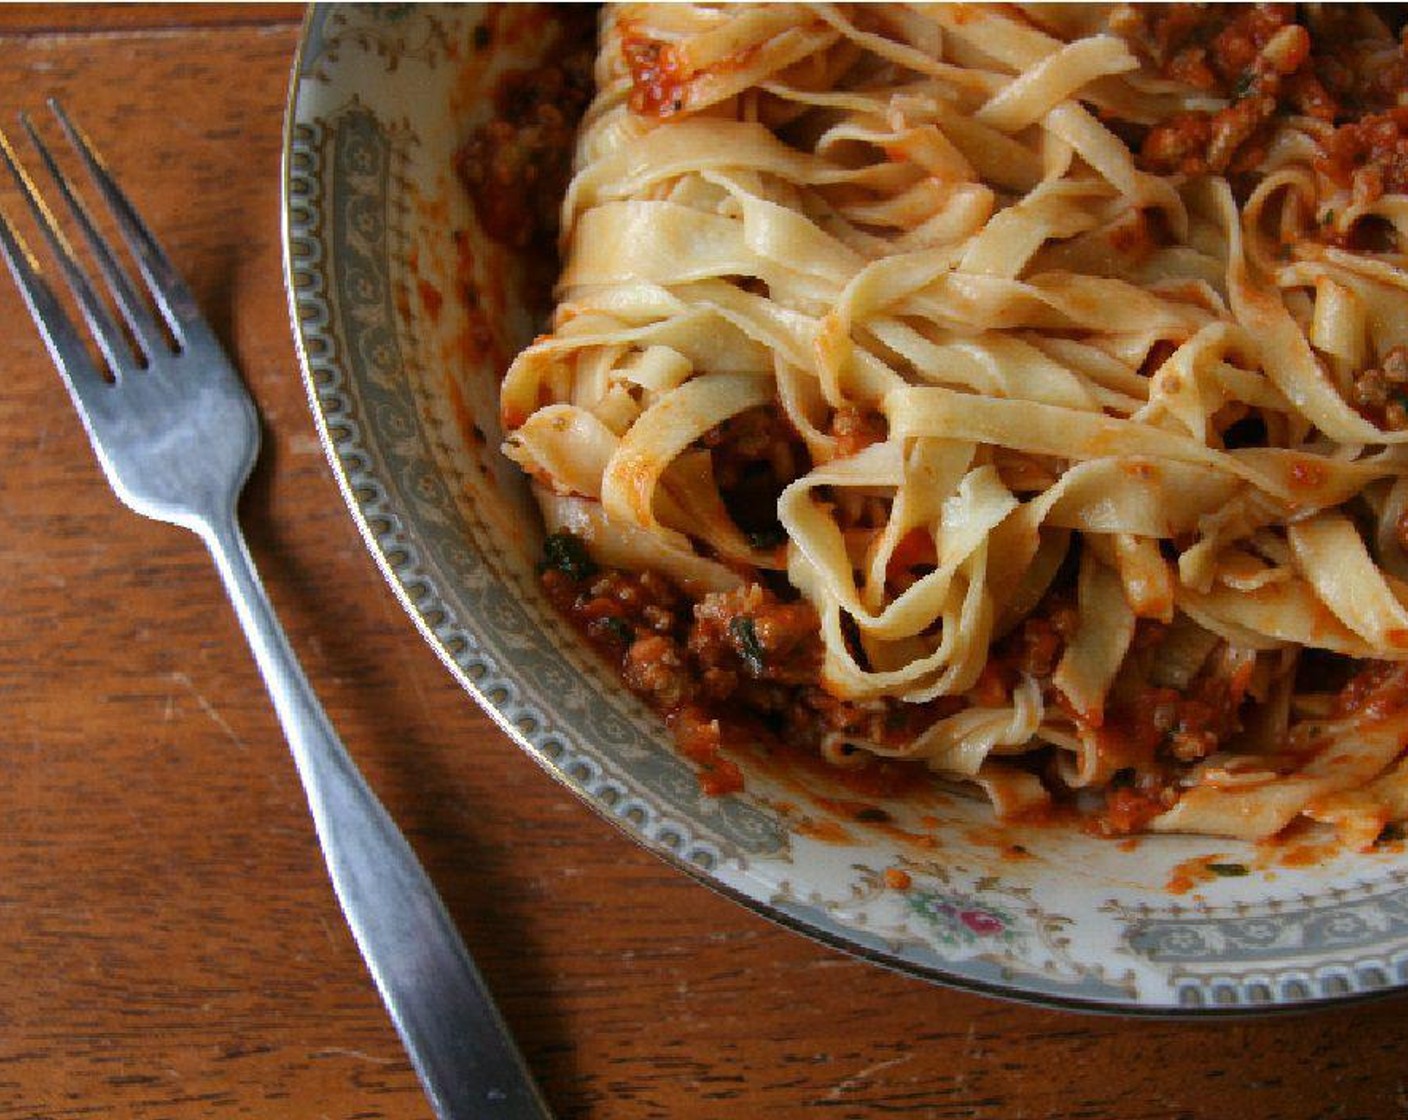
xmin=0 ymin=101 xmax=552 ymax=1120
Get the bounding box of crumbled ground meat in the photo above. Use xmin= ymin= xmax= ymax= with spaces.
xmin=1145 ymin=675 xmax=1246 ymax=763
xmin=542 ymin=562 xmax=683 ymax=646
xmin=623 ymin=634 xmax=690 ymax=709
xmin=972 ymin=603 xmax=1080 ymax=706
xmin=1083 ymin=666 xmax=1250 ymax=836
xmin=1121 ymin=3 xmax=1303 ymax=98
xmin=540 ymin=536 xmax=963 ymax=790
xmin=1139 ymin=111 xmax=1216 ymax=176
xmin=699 ymin=404 xmax=804 ymax=545
xmin=455 ymin=30 xmax=595 ymax=252
xmin=1109 ymin=4 xmax=1408 ymax=257
xmin=538 ymin=525 xmax=1261 ymax=812
xmin=1306 ymin=7 xmax=1408 ymax=117
xmin=1348 ymin=345 xmax=1408 ymax=431
xmin=1317 ymin=109 xmax=1408 ymax=203
xmin=787 ymin=687 xmax=957 ymax=751
xmin=669 ymin=705 xmax=742 ymax=795
xmin=1130 ymin=4 xmax=1330 ymax=176
xmin=1011 ymin=609 xmax=1081 ymax=678
xmin=690 ymin=584 xmax=824 ymax=685
xmin=1098 ymin=783 xmax=1180 ymax=836
xmin=1111 ymin=3 xmax=1408 ymax=182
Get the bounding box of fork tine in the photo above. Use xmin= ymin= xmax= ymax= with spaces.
xmin=18 ymin=109 xmax=168 ymax=364
xmin=48 ymin=100 xmax=200 ymax=346
xmin=0 ymin=201 xmax=111 ymax=406
xmin=0 ymin=126 xmax=127 ymax=387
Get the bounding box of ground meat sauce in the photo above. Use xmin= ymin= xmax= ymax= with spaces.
xmin=972 ymin=588 xmax=1257 ymax=835
xmin=1308 ymin=6 xmax=1408 ymax=115
xmin=699 ymin=404 xmax=806 ymax=546
xmin=1318 ymin=108 xmax=1408 ymax=203
xmin=1348 ymin=344 xmax=1408 ymax=430
xmin=538 ymin=531 xmax=965 ymax=795
xmin=455 ymin=14 xmax=596 ymax=255
xmin=1123 ymin=4 xmax=1332 ymax=176
xmin=539 ymin=513 xmax=1261 ymax=832
xmin=1113 ymin=4 xmax=1408 ymax=183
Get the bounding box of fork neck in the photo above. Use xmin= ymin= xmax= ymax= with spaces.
xmin=196 ymin=511 xmax=327 ymax=752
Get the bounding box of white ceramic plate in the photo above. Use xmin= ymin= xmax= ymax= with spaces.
xmin=283 ymin=2 xmax=1408 ymax=1013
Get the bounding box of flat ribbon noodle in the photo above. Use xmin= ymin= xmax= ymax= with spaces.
xmin=501 ymin=2 xmax=1408 ymax=841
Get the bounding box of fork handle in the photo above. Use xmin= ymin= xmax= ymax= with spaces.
xmin=198 ymin=512 xmax=553 ymax=1120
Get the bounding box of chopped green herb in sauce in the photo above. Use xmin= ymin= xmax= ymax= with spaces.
xmin=542 ymin=531 xmax=597 ymax=581
xmin=598 ymin=616 xmax=634 ymax=647
xmin=729 ymin=616 xmax=767 ymax=676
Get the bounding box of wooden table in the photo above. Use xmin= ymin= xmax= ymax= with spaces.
xmin=1 ymin=6 xmax=1406 ymax=1118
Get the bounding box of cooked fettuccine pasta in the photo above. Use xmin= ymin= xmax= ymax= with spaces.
xmin=495 ymin=2 xmax=1408 ymax=845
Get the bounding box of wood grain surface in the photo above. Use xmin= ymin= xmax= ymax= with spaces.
xmin=1 ymin=6 xmax=1407 ymax=1120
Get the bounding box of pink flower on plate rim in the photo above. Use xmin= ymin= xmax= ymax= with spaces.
xmin=959 ymin=909 xmax=1006 ymax=937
